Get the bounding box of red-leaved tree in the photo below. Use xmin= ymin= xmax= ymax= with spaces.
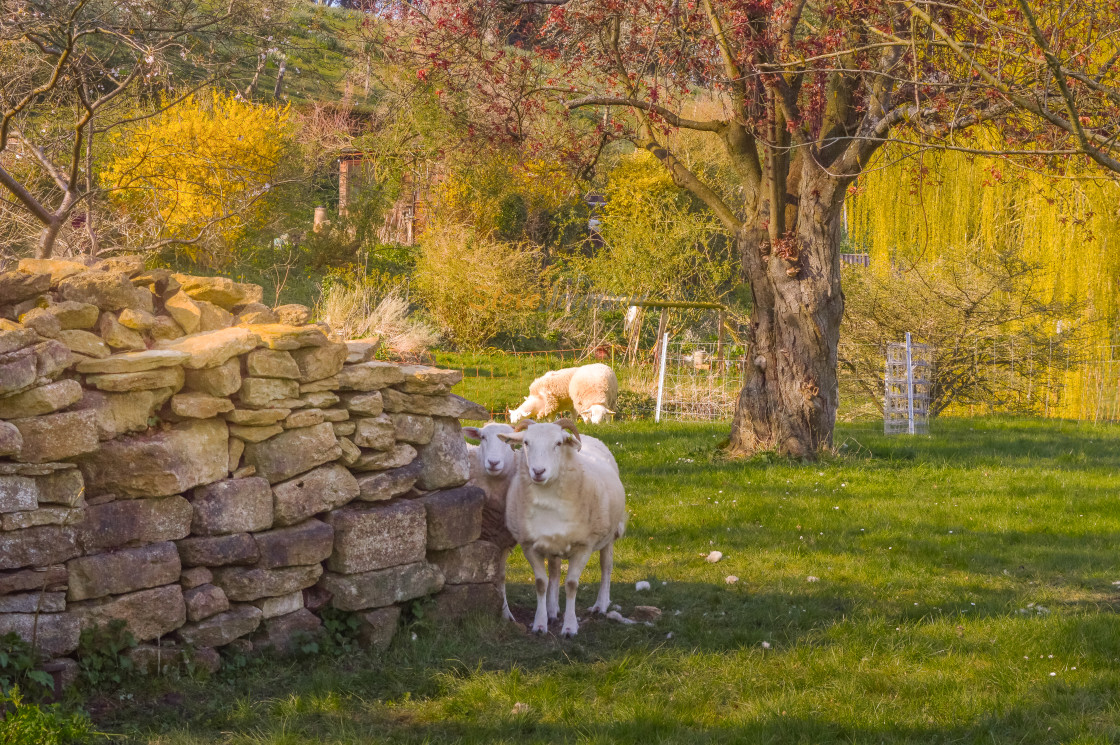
xmin=387 ymin=0 xmax=1020 ymax=457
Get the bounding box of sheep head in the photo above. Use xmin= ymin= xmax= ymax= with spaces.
xmin=498 ymin=420 xmax=581 ymax=485
xmin=464 ymin=422 xmax=517 ymax=477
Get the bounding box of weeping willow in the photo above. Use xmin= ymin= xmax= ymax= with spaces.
xmin=847 ymin=146 xmax=1120 ymax=420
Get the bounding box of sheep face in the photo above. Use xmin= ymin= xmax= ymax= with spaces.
xmin=499 ymin=422 xmax=581 ymax=485
xmin=583 ymin=404 xmax=615 ymax=424
xmin=462 ymin=423 xmax=517 ymax=477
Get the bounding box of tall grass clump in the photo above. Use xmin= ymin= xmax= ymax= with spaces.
xmin=317 ymin=273 xmax=439 ymax=359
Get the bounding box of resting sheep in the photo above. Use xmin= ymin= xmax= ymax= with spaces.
xmin=509 ymin=363 xmax=618 ymax=425
xmin=499 ymin=418 xmax=626 ymax=637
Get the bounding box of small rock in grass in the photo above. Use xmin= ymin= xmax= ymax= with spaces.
xmin=706 ymin=550 xmax=723 ymax=563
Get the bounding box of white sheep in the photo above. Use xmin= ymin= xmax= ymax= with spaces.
xmin=499 ymin=418 xmax=626 ymax=637
xmin=462 ymin=421 xmax=522 ymax=622
xmin=509 ymin=363 xmax=618 ymax=425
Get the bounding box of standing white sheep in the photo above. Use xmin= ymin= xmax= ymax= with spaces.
xmin=509 ymin=363 xmax=618 ymax=425
xmin=462 ymin=421 xmax=520 ymax=622
xmin=499 ymin=418 xmax=626 ymax=637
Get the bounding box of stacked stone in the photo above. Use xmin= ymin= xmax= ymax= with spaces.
xmin=0 ymin=258 xmax=494 ymax=675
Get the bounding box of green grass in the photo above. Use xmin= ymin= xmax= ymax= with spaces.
xmin=101 ymin=417 xmax=1120 ymax=744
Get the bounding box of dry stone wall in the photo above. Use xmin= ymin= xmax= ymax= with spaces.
xmin=0 ymin=257 xmax=500 ymax=677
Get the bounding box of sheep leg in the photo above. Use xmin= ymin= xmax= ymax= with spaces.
xmin=498 ymin=548 xmax=515 ymax=622
xmin=587 ymin=543 xmax=613 ymax=614
xmin=546 ymin=557 xmax=561 ymax=621
xmin=560 ymin=547 xmax=595 ymax=638
xmin=521 ymin=544 xmax=551 ymax=634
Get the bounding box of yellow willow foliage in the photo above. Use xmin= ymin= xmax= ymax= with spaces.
xmin=102 ymin=92 xmax=293 ymax=259
xmin=848 ymin=146 xmax=1120 ymax=419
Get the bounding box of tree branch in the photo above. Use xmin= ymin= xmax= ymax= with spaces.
xmin=567 ymin=96 xmax=726 ymax=132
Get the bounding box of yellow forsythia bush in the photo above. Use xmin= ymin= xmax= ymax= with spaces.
xmin=101 ymin=91 xmax=293 ymax=262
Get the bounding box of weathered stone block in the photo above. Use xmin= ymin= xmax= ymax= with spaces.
xmin=197 ymin=299 xmax=234 ymax=332
xmin=173 ymin=274 xmax=264 ymax=310
xmin=243 ymin=422 xmax=341 ymax=483
xmin=271 ymin=463 xmax=360 ymax=527
xmin=324 ymin=500 xmax=427 ymax=574
xmin=319 ymin=562 xmax=443 ymax=612
xmin=86 ymin=365 xmax=184 ymax=392
xmin=245 ymin=349 xmax=300 ymax=379
xmin=355 ymin=606 xmax=400 ymax=650
xmin=414 ymin=417 xmax=470 ymax=490
xmin=253 ymin=590 xmax=303 ymax=619
xmin=98 ymin=312 xmax=145 ymax=351
xmin=253 ymin=519 xmax=334 ymax=568
xmin=290 ymin=343 xmax=347 ymax=382
xmin=212 ymin=564 xmax=323 ymax=602
xmin=282 ymin=409 xmax=324 ymax=429
xmin=75 ymin=349 xmax=188 ymax=374
xmin=352 ymin=444 xmax=416 ymax=472
xmin=177 ymin=533 xmax=260 ymax=567
xmin=389 ymin=413 xmax=435 ymax=445
xmin=67 ymin=541 xmax=181 ymax=602
xmin=338 ymin=436 xmax=360 ymax=466
xmin=340 ymin=391 xmax=383 ymax=416
xmin=429 ymin=540 xmax=502 ymax=585
xmin=12 ymin=410 xmax=98 ymax=463
xmin=301 ymin=391 xmax=338 ymax=408
xmin=397 ymin=364 xmax=462 ymax=394
xmin=70 ymin=387 xmax=174 ymax=440
xmin=0 ymin=270 xmax=51 ymax=304
xmin=36 ymin=470 xmax=82 ymax=506
xmin=352 ymin=414 xmax=395 ymax=450
xmin=246 ymin=323 xmax=328 ymax=350
xmin=157 ymin=327 xmax=261 ymax=370
xmin=180 ymin=566 xmax=213 ymax=590
xmin=70 ymin=584 xmax=186 ymax=642
xmin=189 ymin=477 xmax=273 ymax=535
xmin=0 ymin=379 xmax=82 ymax=418
xmin=0 ymin=613 xmax=79 ymax=656
xmin=255 ymin=608 xmax=321 ymax=652
xmin=272 ymin=304 xmax=311 ymax=325
xmin=337 ymin=361 xmax=405 ymax=391
xmin=382 ymin=390 xmax=487 ymax=419
xmin=228 ymin=423 xmax=283 ymax=443
xmin=177 ymin=604 xmax=262 ymax=648
xmin=78 ymin=497 xmax=192 ymax=552
xmin=355 ymin=461 xmax=422 ymax=502
xmin=57 ymin=270 xmax=135 ymax=311
xmin=430 ymin=583 xmax=503 ymax=623
xmin=0 ymin=525 xmax=79 ymax=570
xmin=78 ymin=419 xmax=227 ymax=497
xmin=299 ymin=377 xmax=338 ymax=393
xmin=184 ymin=583 xmax=230 ymax=622
xmin=0 ymin=475 xmax=37 ymax=513
xmin=419 ymin=486 xmax=484 ymax=551
xmin=345 ymin=338 xmax=380 ymax=364
xmin=1 ymin=506 xmax=83 ymax=531
xmin=163 ymin=291 xmax=202 ymax=334
xmin=239 ymin=377 xmax=299 ymax=407
xmin=0 ymin=564 xmax=68 ymax=595
xmin=0 ymin=592 xmax=66 ymax=613
xmin=33 ymin=339 xmax=74 ymax=379
xmin=184 ymin=358 xmax=241 ymax=396
xmin=0 ymin=351 xmax=36 ymax=394
xmin=170 ymin=392 xmax=234 ymax=419
xmin=0 ymin=421 xmax=21 ymax=456
xmin=46 ymin=301 xmax=99 ymax=330
xmin=225 ymin=407 xmax=289 ymax=426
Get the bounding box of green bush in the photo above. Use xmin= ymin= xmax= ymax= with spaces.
xmin=0 ymin=688 xmax=102 ymax=745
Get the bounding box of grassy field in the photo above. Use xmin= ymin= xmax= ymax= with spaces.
xmin=96 ymin=417 xmax=1120 ymax=744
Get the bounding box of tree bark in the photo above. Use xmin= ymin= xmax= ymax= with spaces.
xmin=729 ymin=161 xmax=847 ymax=459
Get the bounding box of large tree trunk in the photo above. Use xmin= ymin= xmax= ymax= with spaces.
xmin=728 ymin=162 xmax=847 ymax=459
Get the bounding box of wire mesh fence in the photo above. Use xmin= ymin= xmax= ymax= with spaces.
xmin=429 ymin=336 xmax=1120 ymax=426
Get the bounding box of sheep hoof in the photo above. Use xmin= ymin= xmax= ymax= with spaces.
xmin=587 ymin=603 xmax=608 ymax=615
xmin=531 ymin=622 xmax=548 ymax=635
xmin=561 ymin=626 xmax=578 ymax=638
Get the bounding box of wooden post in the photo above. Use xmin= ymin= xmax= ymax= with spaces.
xmin=654 ymin=307 xmax=669 ymax=361
xmin=715 ymin=311 xmax=725 ymax=374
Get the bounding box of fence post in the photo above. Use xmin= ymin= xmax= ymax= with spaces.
xmin=655 ymin=332 xmax=669 ymax=423
xmin=654 ymin=307 xmax=669 ymax=361
xmin=905 ymin=331 xmax=915 ymax=435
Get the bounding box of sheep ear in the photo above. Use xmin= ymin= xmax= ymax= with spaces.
xmin=497 ymin=432 xmax=524 ymax=447
xmin=563 ymin=431 xmax=582 ymax=451
xmin=462 ymin=427 xmax=481 ymax=441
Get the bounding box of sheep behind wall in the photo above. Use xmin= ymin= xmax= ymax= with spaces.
xmin=509 ymin=363 xmax=618 ymax=424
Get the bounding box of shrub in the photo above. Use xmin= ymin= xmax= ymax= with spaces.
xmin=413 ymin=223 xmax=543 ymax=350
xmin=0 ymin=688 xmax=102 ymax=745
xmin=317 ymin=272 xmax=439 ymax=359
